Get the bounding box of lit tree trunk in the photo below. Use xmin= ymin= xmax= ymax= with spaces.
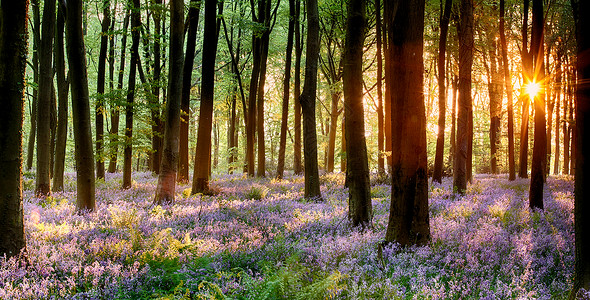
xmin=564 ymin=77 xmax=571 ymax=174
xmin=376 ymin=0 xmax=384 ymax=175
xmin=277 ymin=0 xmax=295 ymax=179
xmin=383 ymin=13 xmax=392 ymax=171
xmin=325 ymin=92 xmax=340 ymax=173
xmin=36 ymin=0 xmax=56 ymax=196
xmin=122 ymin=0 xmax=140 ymax=189
xmin=344 ymin=0 xmax=372 ymax=227
xmin=191 ymin=0 xmax=220 ymax=194
xmin=300 ymin=0 xmax=322 ymax=200
xmin=27 ymin=0 xmax=41 ymax=171
xmin=486 ymin=32 xmax=503 ymax=175
xmin=385 ymin=0 xmax=429 ymax=246
xmin=256 ymin=0 xmax=274 ymax=178
xmin=178 ymin=0 xmax=201 ymax=183
xmin=0 ymin=0 xmax=29 ymax=258
xmin=453 ymin=0 xmax=474 ymax=194
xmin=448 ymin=75 xmax=457 ymax=168
xmin=246 ymin=34 xmax=261 ymax=176
xmin=433 ymin=0 xmax=452 ymax=183
xmin=154 ymin=0 xmax=184 ymax=204
xmin=95 ymin=0 xmax=110 ymax=180
xmin=519 ymin=0 xmax=532 ymax=179
xmin=65 ymin=0 xmax=96 ymax=211
xmin=108 ymin=11 xmax=130 ymax=173
xmin=293 ymin=1 xmax=303 ymax=175
xmin=500 ymin=0 xmax=515 ymax=180
xmin=53 ymin=4 xmax=68 ymax=192
xmin=529 ymin=0 xmax=546 ymax=210
xmin=553 ymin=49 xmax=563 ymax=175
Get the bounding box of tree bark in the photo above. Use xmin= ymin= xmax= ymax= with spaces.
xmin=433 ymin=0 xmax=452 ymax=183
xmin=154 ymin=0 xmax=184 ymax=204
xmin=376 ymin=0 xmax=384 ymax=175
xmin=65 ymin=0 xmax=96 ymax=211
xmin=293 ymin=1 xmax=303 ymax=175
xmin=554 ymin=48 xmax=563 ymax=175
xmin=122 ymin=0 xmax=141 ymax=189
xmin=95 ymin=0 xmax=110 ymax=180
xmin=300 ymin=0 xmax=322 ymax=200
xmin=149 ymin=0 xmax=163 ymax=175
xmin=191 ymin=0 xmax=220 ymax=194
xmin=453 ymin=0 xmax=474 ymax=194
xmin=53 ymin=4 xmax=68 ymax=192
xmin=27 ymin=0 xmax=41 ymax=171
xmin=36 ymin=0 xmax=57 ymax=196
xmin=344 ymin=0 xmax=372 ymax=227
xmin=500 ymin=0 xmax=515 ymax=180
xmin=519 ymin=0 xmax=532 ymax=179
xmin=0 ymin=0 xmax=29 ymax=258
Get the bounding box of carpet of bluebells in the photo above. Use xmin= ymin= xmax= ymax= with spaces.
xmin=0 ymin=171 xmax=575 ymax=299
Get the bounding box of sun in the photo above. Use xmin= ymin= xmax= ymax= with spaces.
xmin=525 ymin=81 xmax=541 ymax=100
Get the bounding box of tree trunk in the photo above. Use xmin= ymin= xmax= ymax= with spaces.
xmin=448 ymin=75 xmax=457 ymax=169
xmin=554 ymin=49 xmax=563 ymax=175
xmin=487 ymin=34 xmax=503 ymax=175
xmin=65 ymin=0 xmax=96 ymax=211
xmin=0 ymin=0 xmax=29 ymax=258
xmin=277 ymin=0 xmax=295 ymax=179
xmin=246 ymin=37 xmax=261 ymax=176
xmin=27 ymin=0 xmax=41 ymax=171
xmin=149 ymin=0 xmax=163 ymax=175
xmin=122 ymin=0 xmax=141 ymax=189
xmin=376 ymin=0 xmax=384 ymax=175
xmin=293 ymin=0 xmax=303 ymax=175
xmin=154 ymin=0 xmax=184 ymax=204
xmin=36 ymin=0 xmax=56 ymax=196
xmin=191 ymin=0 xmax=220 ymax=194
xmin=529 ymin=0 xmax=546 ymax=210
xmin=519 ymin=0 xmax=532 ymax=179
xmin=433 ymin=0 xmax=452 ymax=183
xmin=300 ymin=0 xmax=322 ymax=200
xmin=453 ymin=0 xmax=474 ymax=194
xmin=385 ymin=0 xmax=429 ymax=246
xmin=53 ymin=4 xmax=69 ymax=192
xmin=325 ymin=92 xmax=340 ymax=173
xmin=500 ymin=0 xmax=515 ymax=180
xmin=95 ymin=0 xmax=110 ymax=180
xmin=344 ymin=0 xmax=372 ymax=227
xmin=178 ymin=0 xmax=201 ymax=183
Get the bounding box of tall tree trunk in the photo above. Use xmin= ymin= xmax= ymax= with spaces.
xmin=191 ymin=0 xmax=220 ymax=194
xmin=344 ymin=0 xmax=372 ymax=227
xmin=277 ymin=0 xmax=295 ymax=179
xmin=433 ymin=0 xmax=452 ymax=183
xmin=453 ymin=0 xmax=474 ymax=193
xmin=519 ymin=0 xmax=532 ymax=179
xmin=383 ymin=13 xmax=392 ymax=171
xmin=564 ymin=76 xmax=571 ymax=175
xmin=487 ymin=35 xmax=503 ymax=175
xmin=53 ymin=4 xmax=68 ymax=192
xmin=178 ymin=0 xmax=201 ymax=183
xmin=154 ymin=0 xmax=184 ymax=204
xmin=529 ymin=0 xmax=546 ymax=210
xmin=385 ymin=0 xmax=429 ymax=246
xmin=448 ymin=75 xmax=457 ymax=168
xmin=325 ymin=92 xmax=340 ymax=173
xmin=256 ymin=0 xmax=274 ymax=178
xmin=96 ymin=0 xmax=110 ymax=180
xmin=376 ymin=0 xmax=384 ymax=175
xmin=108 ymin=11 xmax=130 ymax=173
xmin=300 ymin=0 xmax=322 ymax=200
xmin=0 ymin=0 xmax=29 ymax=258
xmin=27 ymin=0 xmax=41 ymax=171
xmin=149 ymin=0 xmax=163 ymax=175
xmin=246 ymin=37 xmax=261 ymax=176
xmin=554 ymin=49 xmax=563 ymax=175
xmin=500 ymin=0 xmax=515 ymax=180
xmin=123 ymin=0 xmax=141 ymax=189
xmin=293 ymin=0 xmax=303 ymax=175
xmin=65 ymin=0 xmax=96 ymax=211
xmin=36 ymin=0 xmax=57 ymax=196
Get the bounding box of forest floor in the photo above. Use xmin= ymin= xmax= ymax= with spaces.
xmin=1 ymin=171 xmax=574 ymax=299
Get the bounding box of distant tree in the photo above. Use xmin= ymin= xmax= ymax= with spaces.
xmin=500 ymin=0 xmax=516 ymax=180
xmin=432 ymin=0 xmax=452 ymax=183
xmin=0 ymin=0 xmax=29 ymax=258
xmin=453 ymin=0 xmax=474 ymax=194
xmin=95 ymin=0 xmax=110 ymax=180
xmin=343 ymin=0 xmax=371 ymax=226
xmin=553 ymin=46 xmax=563 ymax=175
xmin=53 ymin=3 xmax=69 ymax=192
xmin=192 ymin=0 xmax=221 ymax=194
xmin=571 ymin=1 xmax=590 ymax=296
xmin=154 ymin=0 xmax=184 ymax=204
xmin=385 ymin=0 xmax=429 ymax=246
xmin=277 ymin=0 xmax=296 ymax=179
xmin=300 ymin=0 xmax=323 ymax=200
xmin=65 ymin=0 xmax=96 ymax=211
xmin=529 ymin=0 xmax=546 ymax=210
xmin=122 ymin=0 xmax=141 ymax=189
xmin=36 ymin=0 xmax=57 ymax=196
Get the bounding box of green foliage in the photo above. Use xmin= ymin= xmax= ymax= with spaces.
xmin=244 ymin=184 xmax=270 ymax=200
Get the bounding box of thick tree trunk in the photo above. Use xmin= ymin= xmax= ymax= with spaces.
xmin=344 ymin=0 xmax=372 ymax=227
xmin=300 ymin=0 xmax=322 ymax=200
xmin=385 ymin=0 xmax=429 ymax=246
xmin=95 ymin=0 xmax=110 ymax=180
xmin=150 ymin=0 xmax=163 ymax=175
xmin=0 ymin=0 xmax=29 ymax=258
xmin=122 ymin=0 xmax=141 ymax=189
xmin=487 ymin=36 xmax=503 ymax=175
xmin=65 ymin=0 xmax=96 ymax=211
xmin=53 ymin=5 xmax=69 ymax=192
xmin=433 ymin=0 xmax=452 ymax=183
xmin=376 ymin=0 xmax=384 ymax=175
xmin=154 ymin=0 xmax=184 ymax=204
xmin=453 ymin=0 xmax=474 ymax=194
xmin=27 ymin=0 xmax=41 ymax=171
xmin=529 ymin=0 xmax=546 ymax=210
xmin=178 ymin=0 xmax=201 ymax=183
xmin=277 ymin=0 xmax=295 ymax=179
xmin=500 ymin=0 xmax=515 ymax=180
xmin=293 ymin=1 xmax=303 ymax=175
xmin=448 ymin=76 xmax=457 ymax=168
xmin=519 ymin=0 xmax=532 ymax=179
xmin=191 ymin=0 xmax=220 ymax=194
xmin=36 ymin=0 xmax=56 ymax=196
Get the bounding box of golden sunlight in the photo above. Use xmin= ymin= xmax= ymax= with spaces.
xmin=525 ymin=81 xmax=542 ymax=100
